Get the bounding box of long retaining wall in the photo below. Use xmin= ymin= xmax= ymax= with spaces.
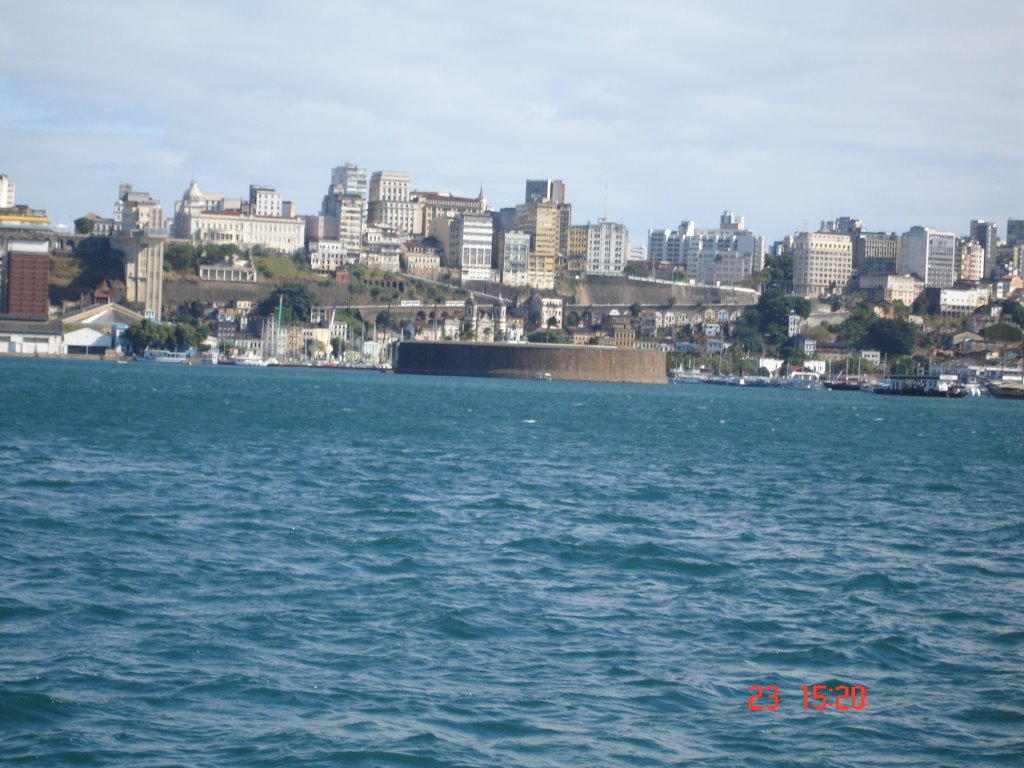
xmin=395 ymin=342 xmax=666 ymax=384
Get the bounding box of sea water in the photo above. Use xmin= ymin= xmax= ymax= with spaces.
xmin=1 ymin=358 xmax=1022 ymax=766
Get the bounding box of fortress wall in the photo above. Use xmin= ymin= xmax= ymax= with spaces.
xmin=395 ymin=342 xmax=666 ymax=385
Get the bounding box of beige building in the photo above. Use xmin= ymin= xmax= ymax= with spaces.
xmin=792 ymin=231 xmax=854 ymax=297
xmin=515 ymin=200 xmax=559 ymax=290
xmin=858 ymin=273 xmax=925 ymax=306
xmin=413 ymin=191 xmax=486 ymax=236
xmin=368 ymin=171 xmax=417 ymax=234
xmin=112 ymin=184 xmax=166 ymax=321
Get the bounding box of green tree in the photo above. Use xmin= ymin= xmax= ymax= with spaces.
xmin=527 ymin=329 xmax=569 ymax=344
xmin=624 ymin=262 xmax=649 ymax=277
xmin=983 ymin=322 xmax=1024 ymax=343
xmin=164 ymin=243 xmax=198 ymax=273
xmin=863 ymin=318 xmax=917 ymax=355
xmin=74 ymin=216 xmax=95 ymax=235
xmin=257 ymin=283 xmax=316 ymax=323
xmin=566 ymin=310 xmax=581 ymax=327
xmin=629 ymin=302 xmax=642 ymax=317
xmin=1000 ymin=301 xmax=1024 ymax=327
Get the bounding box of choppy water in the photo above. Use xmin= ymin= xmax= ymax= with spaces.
xmin=1 ymin=358 xmax=1022 ymax=766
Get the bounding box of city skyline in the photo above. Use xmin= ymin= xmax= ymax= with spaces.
xmin=1 ymin=0 xmax=1021 ymax=243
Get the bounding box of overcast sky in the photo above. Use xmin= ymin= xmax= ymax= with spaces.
xmin=2 ymin=0 xmax=1021 ymax=244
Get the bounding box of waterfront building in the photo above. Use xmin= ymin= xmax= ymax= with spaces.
xmin=900 ymin=226 xmax=956 ymax=288
xmin=792 ymin=231 xmax=854 ymax=297
xmin=970 ymin=219 xmax=999 ymax=279
xmin=2 ymin=240 xmax=50 ymax=316
xmin=0 ymin=316 xmax=64 ymax=355
xmin=62 ymin=302 xmax=142 ymax=356
xmin=368 ymin=171 xmax=416 ymax=234
xmin=112 ymin=184 xmax=166 ymax=321
xmin=585 ymin=219 xmax=630 ymax=276
xmin=0 ymin=174 xmax=14 ymax=207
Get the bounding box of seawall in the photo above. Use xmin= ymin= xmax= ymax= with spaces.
xmin=395 ymin=342 xmax=666 ymax=385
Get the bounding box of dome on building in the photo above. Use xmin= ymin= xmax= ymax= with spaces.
xmin=183 ymin=180 xmax=203 ymax=201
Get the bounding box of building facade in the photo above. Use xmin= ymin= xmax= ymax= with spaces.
xmin=514 ymin=200 xmax=559 ymax=289
xmin=792 ymin=231 xmax=854 ymax=297
xmin=496 ymin=230 xmax=530 ymax=287
xmin=855 ymin=231 xmax=900 ymax=275
xmin=900 ymin=226 xmax=956 ymax=289
xmin=368 ymin=171 xmax=416 ymax=234
xmin=0 ymin=174 xmax=14 ymax=208
xmin=2 ymin=240 xmax=50 ymax=316
xmin=448 ymin=213 xmax=494 ymax=284
xmin=585 ymin=220 xmax=629 ymax=276
xmin=112 ymin=185 xmax=166 ymax=321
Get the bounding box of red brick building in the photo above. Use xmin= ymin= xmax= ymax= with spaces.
xmin=4 ymin=251 xmax=49 ymax=316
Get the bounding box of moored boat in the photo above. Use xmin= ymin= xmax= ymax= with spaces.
xmin=873 ymin=374 xmax=965 ymax=398
xmin=986 ymin=379 xmax=1024 ymax=399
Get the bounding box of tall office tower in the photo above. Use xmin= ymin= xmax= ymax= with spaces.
xmin=855 ymin=231 xmax=900 ymax=275
xmin=792 ymin=231 xmax=854 ymax=297
xmin=970 ymin=219 xmax=998 ymax=279
xmin=900 ymin=226 xmax=956 ymax=289
xmin=2 ymin=241 xmax=50 ymax=316
xmin=1006 ymin=219 xmax=1024 ymax=248
xmin=585 ymin=220 xmax=630 ymax=276
xmin=514 ymin=200 xmax=559 ymax=289
xmin=112 ymin=184 xmax=166 ymax=321
xmin=330 ymin=163 xmax=369 ymax=224
xmin=524 ymin=179 xmax=566 ymax=205
xmin=368 ymin=171 xmax=416 ymax=233
xmin=0 ymin=174 xmax=14 ymax=208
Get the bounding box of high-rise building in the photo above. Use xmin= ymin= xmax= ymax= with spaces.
xmin=0 ymin=174 xmax=14 ymax=208
xmin=413 ymin=190 xmax=486 ymax=236
xmin=112 ymin=184 xmax=166 ymax=321
xmin=1006 ymin=219 xmax=1024 ymax=248
xmin=970 ymin=219 xmax=998 ymax=279
xmin=792 ymin=231 xmax=854 ymax=297
xmin=514 ymin=200 xmax=559 ymax=289
xmin=855 ymin=231 xmax=900 ymax=275
xmin=330 ymin=163 xmax=368 ymax=223
xmin=368 ymin=171 xmax=416 ymax=233
xmin=448 ymin=213 xmax=494 ymax=284
xmin=496 ymin=230 xmax=530 ymax=287
xmin=585 ymin=220 xmax=630 ymax=276
xmin=957 ymin=239 xmax=985 ymax=282
xmin=900 ymin=226 xmax=956 ymax=289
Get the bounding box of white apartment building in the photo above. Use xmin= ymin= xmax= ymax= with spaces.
xmin=497 ymin=230 xmax=530 ymax=287
xmin=857 ymin=273 xmax=924 ymax=305
xmin=649 ymin=212 xmax=763 ymax=283
xmin=792 ymin=231 xmax=854 ymax=297
xmin=249 ymin=185 xmax=283 ymax=218
xmin=449 ymin=213 xmax=494 ymax=284
xmin=900 ymin=226 xmax=956 ymax=288
xmin=0 ymin=174 xmax=14 ymax=207
xmin=939 ymin=287 xmax=989 ymax=315
xmin=362 ymin=226 xmax=401 ymax=271
xmin=585 ymin=220 xmax=630 ymax=276
xmin=309 ymin=239 xmax=359 ymax=273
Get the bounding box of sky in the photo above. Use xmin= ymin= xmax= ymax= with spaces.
xmin=1 ymin=0 xmax=1022 ymax=245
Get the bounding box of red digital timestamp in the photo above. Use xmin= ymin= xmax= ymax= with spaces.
xmin=747 ymin=684 xmax=866 ymax=711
